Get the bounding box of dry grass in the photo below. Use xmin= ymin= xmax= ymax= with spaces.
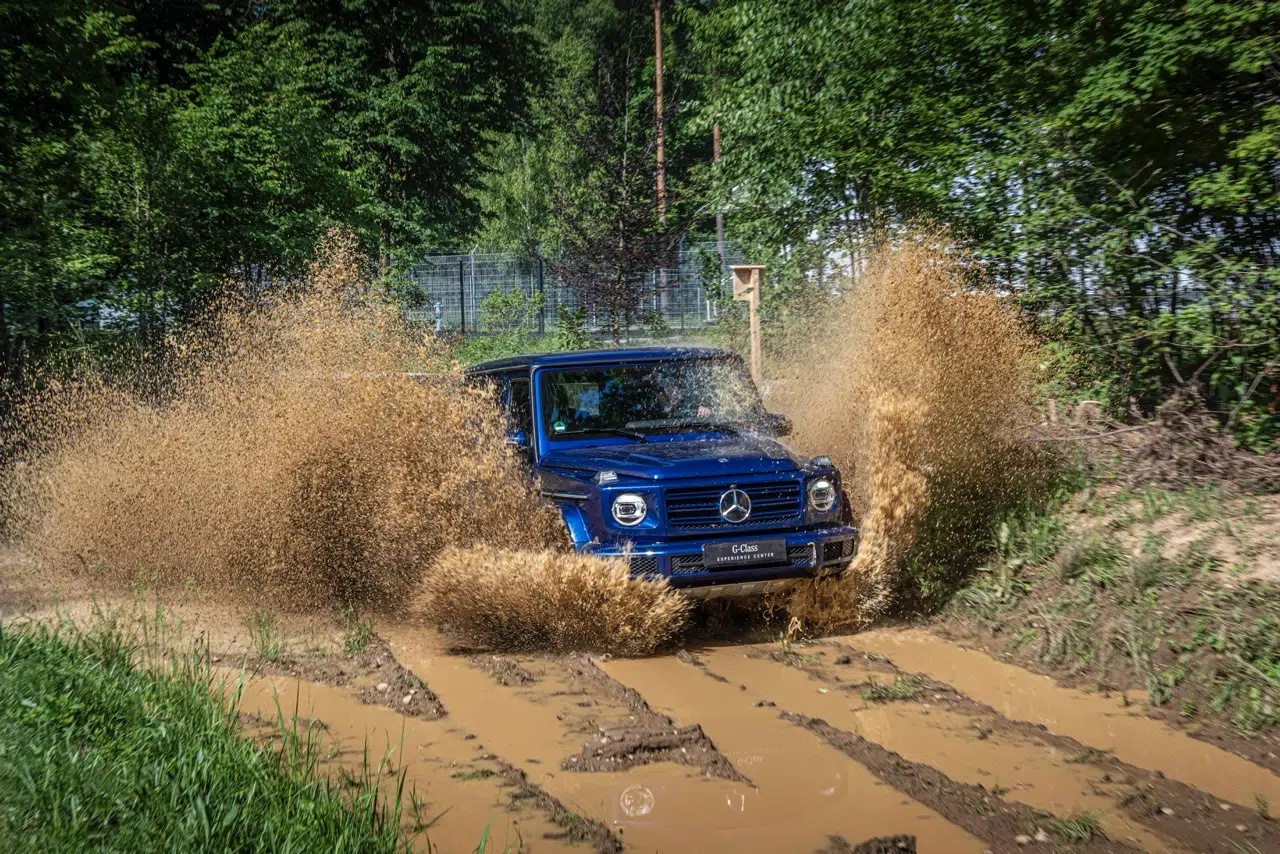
xmin=417 ymin=546 xmax=690 ymax=655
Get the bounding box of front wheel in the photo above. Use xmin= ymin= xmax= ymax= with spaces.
xmin=838 ymin=489 xmax=855 ymax=526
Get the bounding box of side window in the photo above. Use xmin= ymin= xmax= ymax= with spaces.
xmin=507 ymin=377 xmax=532 ymax=430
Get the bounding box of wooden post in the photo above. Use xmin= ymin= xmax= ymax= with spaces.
xmin=730 ymin=265 xmax=764 ymax=385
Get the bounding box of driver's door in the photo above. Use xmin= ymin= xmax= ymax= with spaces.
xmin=501 ymin=372 xmax=535 ymax=468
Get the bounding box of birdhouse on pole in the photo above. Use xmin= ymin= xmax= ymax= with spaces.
xmin=730 ymin=265 xmax=764 ymax=385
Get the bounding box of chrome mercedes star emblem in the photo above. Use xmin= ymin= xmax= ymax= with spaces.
xmin=718 ymin=488 xmax=752 ymax=523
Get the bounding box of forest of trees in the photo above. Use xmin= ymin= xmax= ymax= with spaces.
xmin=3 ymin=0 xmax=1279 ymax=440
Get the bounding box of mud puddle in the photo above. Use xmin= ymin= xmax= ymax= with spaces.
xmin=228 ymin=670 xmax=575 ymax=852
xmin=386 ymin=626 xmax=762 ymax=851
xmin=385 ymin=625 xmax=982 ymax=852
xmin=839 ymin=629 xmax=1280 ymax=810
xmin=688 ymin=645 xmax=1178 ymax=852
xmin=599 ymin=655 xmax=987 ymax=852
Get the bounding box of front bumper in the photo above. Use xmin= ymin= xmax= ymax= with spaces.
xmin=587 ymin=525 xmax=860 ymax=594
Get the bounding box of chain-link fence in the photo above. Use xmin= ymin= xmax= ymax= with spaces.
xmin=402 ymin=240 xmax=751 ymax=336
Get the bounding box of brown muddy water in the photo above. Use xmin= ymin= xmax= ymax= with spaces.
xmin=230 ymin=671 xmax=574 ymax=853
xmin=842 ymin=629 xmax=1280 ymax=811
xmin=385 ymin=624 xmax=985 ymax=853
xmin=6 ymin=590 xmax=1280 ymax=852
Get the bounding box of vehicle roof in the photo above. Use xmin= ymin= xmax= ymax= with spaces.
xmin=465 ymin=346 xmax=739 ymax=375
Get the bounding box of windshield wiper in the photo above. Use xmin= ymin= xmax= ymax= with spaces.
xmin=562 ymin=427 xmax=649 ymax=442
xmin=660 ymin=419 xmax=745 ymax=435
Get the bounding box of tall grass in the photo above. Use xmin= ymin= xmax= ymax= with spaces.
xmin=0 ymin=616 xmax=410 ymax=852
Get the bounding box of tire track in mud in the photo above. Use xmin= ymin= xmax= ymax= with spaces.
xmin=783 ymin=712 xmax=1139 ymax=854
xmin=734 ymin=632 xmax=1280 ymax=853
xmin=558 ymin=654 xmax=750 ymax=782
xmin=837 ymin=629 xmax=1280 ymax=810
xmin=691 ymin=645 xmax=1198 ymax=850
xmin=841 ymin=655 xmax=1280 ymax=854
xmin=384 ymin=625 xmax=984 ymax=853
xmin=597 ymin=653 xmax=989 ymax=852
xmin=228 ymin=670 xmax=592 ymax=852
xmin=619 ymin=647 xmax=1154 ymax=854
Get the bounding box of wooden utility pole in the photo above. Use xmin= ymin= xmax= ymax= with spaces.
xmin=653 ymin=0 xmax=666 ymax=224
xmin=653 ymin=0 xmax=669 ymax=310
xmin=713 ymin=120 xmax=724 ymax=270
xmin=731 ymin=265 xmax=764 ymax=385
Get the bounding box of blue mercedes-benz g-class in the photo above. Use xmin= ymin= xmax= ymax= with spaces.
xmin=467 ymin=346 xmax=859 ymax=598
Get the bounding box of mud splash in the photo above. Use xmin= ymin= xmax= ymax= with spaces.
xmin=774 ymin=238 xmax=1038 ymax=629
xmin=2 ymin=231 xmax=682 ymax=654
xmin=4 ymin=232 xmax=555 ymax=609
xmin=418 ymin=547 xmax=689 ymax=655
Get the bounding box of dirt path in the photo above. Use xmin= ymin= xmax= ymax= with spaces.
xmin=597 ymin=650 xmax=987 ymax=852
xmin=5 ymin=584 xmax=1279 ymax=853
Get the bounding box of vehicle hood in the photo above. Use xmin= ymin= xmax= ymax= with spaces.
xmin=539 ymin=434 xmax=803 ymax=480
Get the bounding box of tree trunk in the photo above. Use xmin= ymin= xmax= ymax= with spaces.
xmin=379 ymin=218 xmax=392 ymax=274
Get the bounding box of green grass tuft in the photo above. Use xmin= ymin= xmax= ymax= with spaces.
xmin=0 ymin=619 xmax=410 ymax=852
xmin=247 ymin=608 xmax=284 ymax=661
xmin=342 ymin=612 xmax=375 ymax=656
xmin=1046 ymin=810 xmax=1104 ymax=841
xmin=860 ymin=675 xmax=923 ymax=703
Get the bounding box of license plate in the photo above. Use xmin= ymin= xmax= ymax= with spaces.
xmin=702 ymin=539 xmax=787 ymax=570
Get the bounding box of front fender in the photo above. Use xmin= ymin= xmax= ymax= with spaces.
xmin=558 ymin=502 xmax=593 ymax=548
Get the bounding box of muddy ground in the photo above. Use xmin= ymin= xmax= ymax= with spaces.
xmin=5 ymin=564 xmax=1279 ymax=854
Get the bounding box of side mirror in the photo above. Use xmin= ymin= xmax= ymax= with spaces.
xmin=764 ymin=412 xmax=793 ymax=437
xmin=505 ymin=428 xmax=530 ymax=449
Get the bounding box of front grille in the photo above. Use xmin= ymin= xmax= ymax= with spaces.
xmin=629 ymin=555 xmax=659 ymax=575
xmin=788 ymin=544 xmax=816 ymax=566
xmin=823 ymin=538 xmax=856 ymax=563
xmin=670 ymin=554 xmax=703 ymax=576
xmin=665 ymin=480 xmax=803 ymax=530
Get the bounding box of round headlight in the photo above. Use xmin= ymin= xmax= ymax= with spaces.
xmin=611 ymin=492 xmax=648 ymax=527
xmin=808 ymin=478 xmax=837 ymax=512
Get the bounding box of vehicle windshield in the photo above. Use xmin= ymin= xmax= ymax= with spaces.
xmin=539 ymin=359 xmax=765 ymax=439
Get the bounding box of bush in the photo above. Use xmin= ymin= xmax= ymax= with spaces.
xmin=555 ymin=306 xmax=592 ymax=350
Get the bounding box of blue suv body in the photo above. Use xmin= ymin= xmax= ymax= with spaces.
xmin=466 ymin=346 xmax=859 ymax=598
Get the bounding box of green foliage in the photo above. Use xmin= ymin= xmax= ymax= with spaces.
xmin=472 ymin=0 xmax=711 ymax=338
xmin=1032 ymin=342 xmax=1126 ymax=418
xmin=690 ymin=0 xmax=1280 ymax=446
xmin=641 ymin=309 xmax=671 ymax=341
xmin=555 ymin=306 xmax=592 ymax=351
xmin=342 ymin=610 xmax=375 ymax=656
xmin=247 ymin=609 xmax=285 ymax=662
xmin=0 ymin=621 xmax=408 ymax=851
xmin=447 ymin=289 xmax=561 ymax=364
xmin=951 ymin=488 xmax=1280 ymax=735
xmin=1046 ymin=811 xmax=1104 ymax=842
xmin=0 ymin=0 xmax=539 ymax=381
xmin=480 ymin=289 xmax=545 ymax=336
